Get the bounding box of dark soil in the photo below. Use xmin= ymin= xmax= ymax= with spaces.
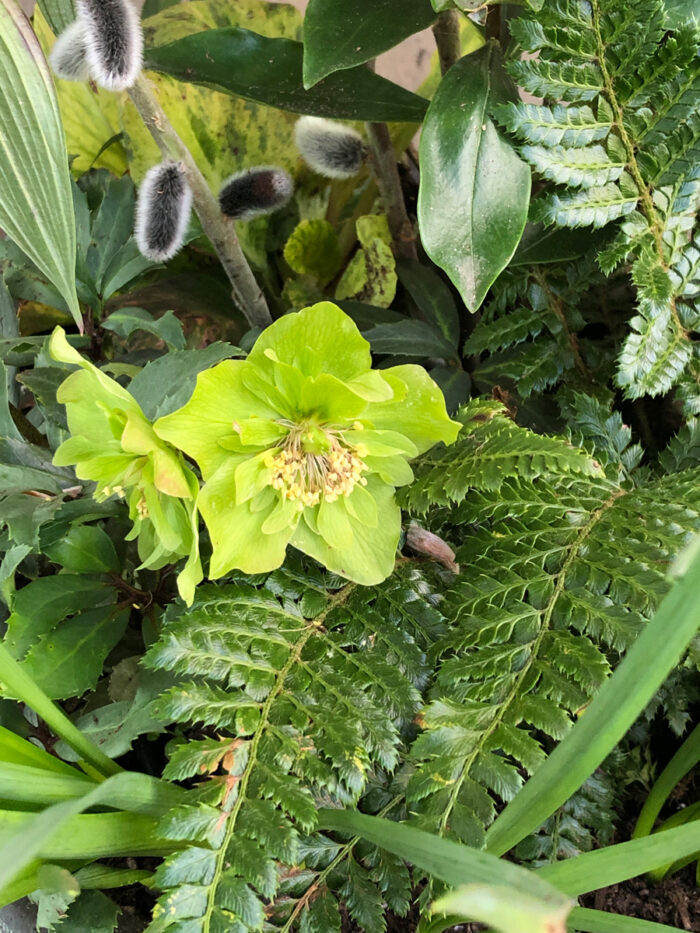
xmin=581 ymin=870 xmax=700 ymax=931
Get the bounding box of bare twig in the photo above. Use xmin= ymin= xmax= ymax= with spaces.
xmin=127 ymin=73 xmax=272 ymax=329
xmin=432 ymin=9 xmax=461 ymax=76
xmin=365 ymin=121 xmax=418 ymax=260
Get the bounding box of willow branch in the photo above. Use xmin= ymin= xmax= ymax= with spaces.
xmin=432 ymin=9 xmax=461 ymax=76
xmin=127 ymin=73 xmax=272 ymax=329
xmin=365 ymin=121 xmax=417 ymax=261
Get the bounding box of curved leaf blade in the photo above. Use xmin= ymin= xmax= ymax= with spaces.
xmin=0 ymin=0 xmax=80 ymax=327
xmin=302 ymin=0 xmax=436 ymax=88
xmin=418 ymin=41 xmax=531 ymax=311
xmin=36 ymin=0 xmax=75 ymax=35
xmin=145 ymin=27 xmax=429 ymax=122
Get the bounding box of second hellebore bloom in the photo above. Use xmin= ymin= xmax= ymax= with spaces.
xmin=49 ymin=328 xmax=201 ymax=604
xmin=155 ymin=303 xmax=460 ymax=584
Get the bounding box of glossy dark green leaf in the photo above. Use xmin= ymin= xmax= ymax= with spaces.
xmin=397 ymin=258 xmax=461 ymax=346
xmin=102 ymin=307 xmax=186 ymax=350
xmin=418 ymin=41 xmax=531 ymax=311
xmin=145 ymin=28 xmax=429 ymax=122
xmin=303 ymin=0 xmax=436 ymax=87
xmin=21 ymin=604 xmax=130 ymax=700
xmin=36 ymin=0 xmax=75 ymax=35
xmin=510 ymin=222 xmax=604 ymax=266
xmin=44 ymin=524 xmax=120 ymax=574
xmin=363 ymin=319 xmax=458 ymax=359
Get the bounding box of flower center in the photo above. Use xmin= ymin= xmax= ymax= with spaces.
xmin=265 ymin=422 xmax=367 ymax=507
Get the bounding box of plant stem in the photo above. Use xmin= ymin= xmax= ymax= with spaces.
xmin=127 ymin=73 xmax=272 ymax=329
xmin=432 ymin=9 xmax=461 ymax=76
xmin=365 ymin=121 xmax=417 ymax=260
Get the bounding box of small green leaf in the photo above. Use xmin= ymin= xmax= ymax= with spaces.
xmin=0 ymin=0 xmax=80 ymax=327
xmin=303 ymin=0 xmax=436 ymax=87
xmin=20 ymin=605 xmax=130 ymax=700
xmin=418 ymin=41 xmax=531 ymax=311
xmin=363 ymin=319 xmax=459 ymax=359
xmin=397 ymin=258 xmax=461 ymax=346
xmin=44 ymin=524 xmax=120 ymax=574
xmin=284 ymin=220 xmax=341 ymax=283
xmin=102 ymin=307 xmax=186 ymax=351
xmin=145 ymin=28 xmax=429 ymax=123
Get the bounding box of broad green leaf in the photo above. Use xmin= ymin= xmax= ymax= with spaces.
xmin=283 ymin=220 xmax=341 ymax=283
xmin=485 ymin=537 xmax=700 ymax=856
xmin=363 ymin=319 xmax=458 ymax=359
xmin=0 ymin=0 xmax=80 ymax=326
xmin=36 ymin=0 xmax=75 ymax=35
xmin=44 ymin=524 xmax=120 ymax=573
xmin=102 ymin=307 xmax=186 ymax=351
xmin=128 ymin=342 xmax=240 ymax=420
xmin=418 ymin=41 xmax=530 ymax=311
xmin=58 ymin=891 xmax=119 ymax=933
xmin=396 ymin=258 xmax=461 ymax=346
xmin=303 ymin=0 xmax=436 ymax=87
xmin=145 ymin=27 xmax=429 ymax=122
xmin=433 ymin=884 xmax=573 ymax=933
xmin=21 ymin=605 xmax=130 ymax=700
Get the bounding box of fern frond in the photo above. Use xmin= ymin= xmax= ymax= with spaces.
xmin=401 ymin=398 xmax=603 ymax=513
xmin=144 ymin=565 xmax=442 ymax=932
xmin=497 ymin=0 xmax=700 ymax=398
xmin=407 ymin=450 xmax=700 ymax=844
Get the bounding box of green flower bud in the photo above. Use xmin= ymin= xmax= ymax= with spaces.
xmin=49 ymin=328 xmax=201 ymax=604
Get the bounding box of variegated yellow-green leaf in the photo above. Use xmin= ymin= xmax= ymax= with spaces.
xmin=283 ymin=219 xmax=341 ymax=283
xmin=0 ymin=0 xmax=80 ymax=327
xmin=34 ymin=9 xmax=127 ymax=176
xmin=336 ymin=215 xmax=397 ymax=308
xmin=120 ymin=0 xmax=303 ymax=257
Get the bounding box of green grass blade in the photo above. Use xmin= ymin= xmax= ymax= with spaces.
xmin=536 ymin=821 xmax=700 ymax=895
xmin=0 ymin=771 xmax=183 ymax=894
xmin=0 ymin=762 xmax=96 ymax=806
xmin=569 ymin=907 xmax=685 ymax=932
xmin=0 ymin=724 xmax=81 ymax=777
xmin=0 ymin=641 xmax=120 ymax=778
xmin=317 ymin=809 xmax=565 ymax=903
xmin=633 ymin=723 xmax=700 ymax=838
xmin=485 ymin=544 xmax=700 ymax=856
xmin=0 ymin=0 xmax=80 ymax=327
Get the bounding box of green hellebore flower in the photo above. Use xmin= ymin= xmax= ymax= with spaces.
xmin=49 ymin=327 xmax=202 ymax=604
xmin=154 ymin=303 xmax=460 ymax=585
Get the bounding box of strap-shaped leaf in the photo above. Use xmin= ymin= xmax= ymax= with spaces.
xmin=0 ymin=0 xmax=80 ymax=327
xmin=145 ymin=27 xmax=429 ymax=122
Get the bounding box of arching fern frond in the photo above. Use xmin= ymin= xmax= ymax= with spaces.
xmin=496 ymin=0 xmax=700 ymax=399
xmin=143 ymin=564 xmax=443 ymax=932
xmin=402 ymin=406 xmax=700 ymax=846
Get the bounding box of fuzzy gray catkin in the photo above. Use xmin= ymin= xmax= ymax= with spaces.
xmin=218 ymin=167 xmax=294 ymax=221
xmin=135 ymin=162 xmax=193 ymax=262
xmin=75 ymin=0 xmax=143 ymax=91
xmin=294 ymin=116 xmax=365 ymax=179
xmin=49 ymin=19 xmax=91 ymax=82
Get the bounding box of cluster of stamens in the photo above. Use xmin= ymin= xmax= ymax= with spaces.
xmin=265 ymin=423 xmax=367 ymax=507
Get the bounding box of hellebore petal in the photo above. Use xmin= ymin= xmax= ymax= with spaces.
xmin=49 ymin=327 xmax=201 ymax=605
xmin=198 ymin=458 xmax=294 ymax=577
xmin=367 ymin=365 xmax=461 ymax=454
xmin=248 ymin=301 xmax=372 ymax=381
xmin=155 ymin=361 xmax=280 ymax=478
xmin=291 ymin=478 xmax=401 ymax=585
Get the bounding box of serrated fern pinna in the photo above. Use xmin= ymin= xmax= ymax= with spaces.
xmin=495 ymin=0 xmax=700 ymax=401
